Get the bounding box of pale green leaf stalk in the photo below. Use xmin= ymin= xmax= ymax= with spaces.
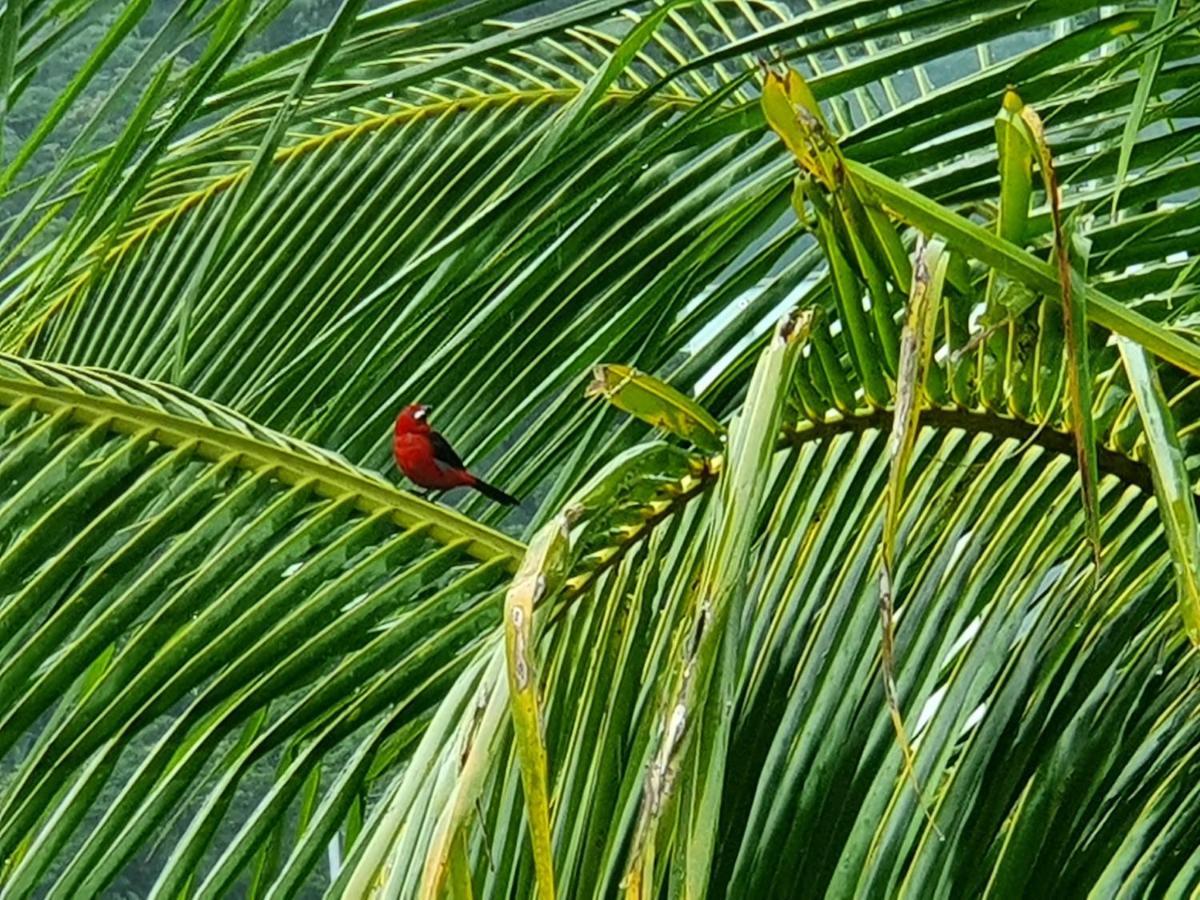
xmin=1117 ymin=338 xmax=1200 ymax=646
xmin=624 ymin=309 xmax=811 ymax=899
xmin=505 ymin=513 xmax=575 ymax=900
xmin=880 ymin=235 xmax=948 ymax=833
xmin=588 ymin=364 xmax=725 ymax=453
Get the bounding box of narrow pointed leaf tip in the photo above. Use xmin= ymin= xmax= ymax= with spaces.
xmin=587 ymin=364 xmax=724 ymax=452
xmin=1117 ymin=339 xmax=1200 ymax=646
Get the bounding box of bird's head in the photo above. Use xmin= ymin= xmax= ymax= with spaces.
xmin=395 ymin=403 xmax=433 ymax=435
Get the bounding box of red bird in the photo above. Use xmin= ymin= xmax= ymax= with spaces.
xmin=393 ymin=404 xmax=519 ymax=506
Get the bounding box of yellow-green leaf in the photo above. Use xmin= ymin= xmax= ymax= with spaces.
xmin=994 ymin=90 xmax=1034 ymax=247
xmin=587 ymin=364 xmax=724 ymax=453
xmin=447 ymin=828 xmax=474 ymax=900
xmin=760 ymin=66 xmax=839 ymax=190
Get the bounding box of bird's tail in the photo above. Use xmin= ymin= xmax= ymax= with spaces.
xmin=471 ymin=476 xmax=520 ymax=506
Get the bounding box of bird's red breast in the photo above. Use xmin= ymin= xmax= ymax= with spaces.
xmin=393 ymin=432 xmax=471 ymax=490
xmin=392 ymin=404 xmax=518 ymax=505
xmin=393 ymin=404 xmax=476 ymax=491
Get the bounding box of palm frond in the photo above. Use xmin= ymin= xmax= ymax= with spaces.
xmin=1 ymin=0 xmax=1200 ymax=895
xmin=0 ymin=354 xmax=517 ymax=895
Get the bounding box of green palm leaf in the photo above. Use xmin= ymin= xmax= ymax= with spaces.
xmin=0 ymin=354 xmax=517 ymax=895
xmin=1 ymin=0 xmax=1199 ymax=895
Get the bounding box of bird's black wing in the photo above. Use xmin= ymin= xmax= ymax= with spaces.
xmin=429 ymin=430 xmax=466 ymax=471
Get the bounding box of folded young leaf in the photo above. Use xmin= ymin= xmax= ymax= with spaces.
xmin=760 ymin=65 xmax=838 ymax=190
xmin=994 ymin=90 xmax=1034 ymax=248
